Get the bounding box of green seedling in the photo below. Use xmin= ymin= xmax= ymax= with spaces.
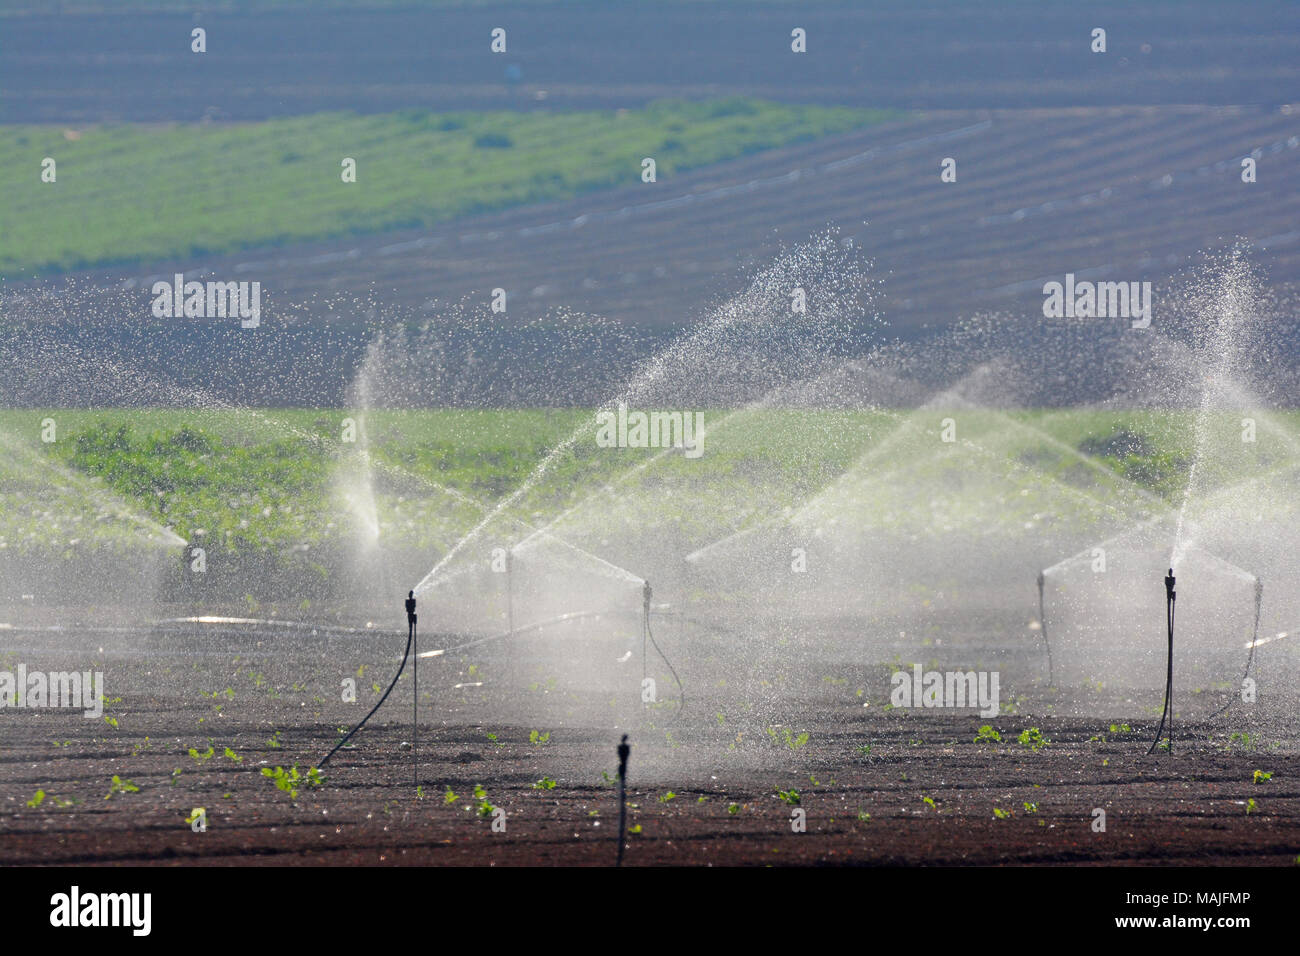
xmin=260 ymin=765 xmax=322 ymax=800
xmin=105 ymin=775 xmax=139 ymax=800
xmin=974 ymin=725 xmax=1002 ymax=744
xmin=532 ymin=777 xmax=557 ymax=791
xmin=1017 ymin=727 xmax=1050 ymax=751
xmin=1252 ymin=770 xmax=1273 ymax=784
xmin=776 ymin=789 xmax=800 ymax=806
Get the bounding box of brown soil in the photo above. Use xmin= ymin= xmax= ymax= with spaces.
xmin=3 ymin=620 xmax=1297 ymax=866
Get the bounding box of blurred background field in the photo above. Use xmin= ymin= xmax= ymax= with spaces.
xmin=0 ymin=101 xmax=895 ymax=276
xmin=3 ymin=406 xmax=1288 ymax=562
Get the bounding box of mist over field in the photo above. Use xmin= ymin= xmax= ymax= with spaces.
xmin=1 ymin=1 xmax=1299 ymax=902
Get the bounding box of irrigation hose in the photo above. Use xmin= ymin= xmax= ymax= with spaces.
xmin=318 ymin=613 xmax=415 ymax=770
xmin=1148 ymin=574 xmax=1176 ymax=754
xmin=1208 ymin=580 xmax=1263 ymax=720
xmin=1037 ymin=571 xmax=1054 ymax=687
xmin=413 ymin=613 xmax=418 ymax=790
xmin=645 ymin=605 xmax=685 ymax=720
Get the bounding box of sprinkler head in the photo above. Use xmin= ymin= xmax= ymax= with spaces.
xmin=643 ymin=581 xmax=652 ymax=610
xmin=405 ymin=589 xmax=417 ymax=624
xmin=1165 ymin=568 xmax=1176 ymax=600
xmin=1255 ymin=577 xmax=1264 ymax=602
xmin=617 ymin=734 xmax=630 ymax=774
xmin=1037 ymin=570 xmax=1045 ymax=590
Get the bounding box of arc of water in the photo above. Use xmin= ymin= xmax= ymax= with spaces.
xmin=783 ymin=408 xmax=922 ymax=526
xmin=990 ymin=408 xmax=1172 ymax=515
xmin=510 ymin=401 xmax=769 ymax=553
xmin=0 ymin=427 xmax=186 ymax=548
xmin=683 ymin=406 xmax=915 ymax=564
xmin=692 ymin=406 xmax=1153 ymax=566
xmin=939 ymin=430 xmax=1165 ymax=530
xmin=1170 ymin=250 xmax=1260 ymax=569
xmin=820 ymin=413 xmax=1157 ymax=528
xmin=1041 ymin=514 xmax=1169 ymax=577
xmin=23 ymin=345 xmax=632 ymax=595
xmin=413 ymin=231 xmax=875 ymax=595
xmin=1042 ymin=443 xmax=1300 ymax=581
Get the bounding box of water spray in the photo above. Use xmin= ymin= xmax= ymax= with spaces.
xmin=1036 ymin=570 xmax=1054 ymax=687
xmin=1148 ymin=568 xmax=1176 ymax=754
xmin=616 ymin=734 xmax=630 ymax=867
xmin=317 ymin=590 xmax=419 ymax=785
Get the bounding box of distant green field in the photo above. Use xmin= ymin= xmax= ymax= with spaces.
xmin=2 ymin=407 xmax=1296 ymax=564
xmin=0 ymin=100 xmax=899 ymax=277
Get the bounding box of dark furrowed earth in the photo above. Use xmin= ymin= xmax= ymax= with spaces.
xmin=3 ymin=616 xmax=1297 ymax=866
xmin=14 ymin=104 xmax=1300 ymax=405
xmin=34 ymin=106 xmax=1300 ymax=330
xmin=5 ymin=2 xmax=1298 ymax=122
xmin=4 ymin=2 xmax=1300 ymax=873
xmin=8 ymin=3 xmax=1300 ymax=406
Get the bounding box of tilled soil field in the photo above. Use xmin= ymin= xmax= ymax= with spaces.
xmin=5 ymin=2 xmax=1298 ymax=122
xmin=3 ymin=617 xmax=1297 ymax=866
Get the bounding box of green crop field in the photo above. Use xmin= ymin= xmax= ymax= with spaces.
xmin=2 ymin=408 xmax=1296 ymax=567
xmin=0 ymin=100 xmax=899 ymax=277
